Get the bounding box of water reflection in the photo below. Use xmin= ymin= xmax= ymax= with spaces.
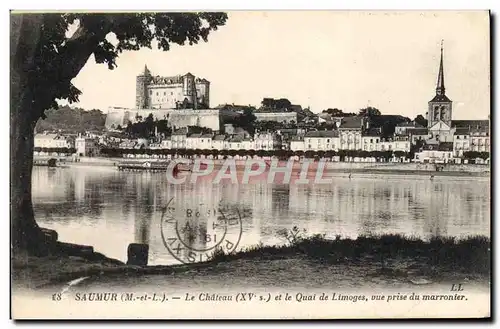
xmin=32 ymin=167 xmax=490 ymax=265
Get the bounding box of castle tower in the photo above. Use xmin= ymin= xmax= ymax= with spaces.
xmin=427 ymin=41 xmax=452 ymax=128
xmin=182 ymin=73 xmax=196 ymax=104
xmin=196 ymin=79 xmax=210 ymax=108
xmin=136 ymin=65 xmax=151 ymax=109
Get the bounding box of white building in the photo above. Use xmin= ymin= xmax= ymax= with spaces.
xmin=361 ymin=130 xmax=381 ymax=151
xmin=75 ymin=136 xmax=98 ymax=157
xmin=211 ymin=135 xmax=227 ymax=150
xmin=338 ymin=117 xmax=364 ymax=150
xmin=171 ymin=128 xmax=188 ymax=149
xmin=34 ymin=133 xmax=73 ymax=149
xmin=453 ymin=128 xmax=470 ymax=157
xmin=253 ymin=133 xmax=281 ymax=150
xmin=469 ymin=129 xmax=490 ymax=153
xmin=186 ymin=133 xmax=213 ymax=150
xmin=290 ymin=136 xmax=306 ymax=152
xmin=303 ymin=131 xmax=339 ymax=151
xmin=414 ymin=143 xmax=454 ymax=163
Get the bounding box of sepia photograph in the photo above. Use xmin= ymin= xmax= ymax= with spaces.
xmin=10 ymin=9 xmax=491 ymax=319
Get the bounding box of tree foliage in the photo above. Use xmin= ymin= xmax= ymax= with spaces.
xmin=260 ymin=98 xmax=293 ymax=111
xmin=322 ymin=108 xmax=356 ymax=117
xmin=358 ymin=106 xmax=381 ymax=117
xmin=369 ymin=115 xmax=411 ymax=138
xmin=20 ymin=12 xmax=228 ymax=119
xmin=225 ymin=108 xmax=257 ymax=136
xmin=414 ymin=114 xmax=428 ymax=127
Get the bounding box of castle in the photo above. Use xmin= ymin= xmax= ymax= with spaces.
xmin=135 ymin=65 xmax=210 ymax=109
xmin=105 ymin=66 xmax=223 ymax=131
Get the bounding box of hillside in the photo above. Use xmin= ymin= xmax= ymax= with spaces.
xmin=35 ymin=106 xmax=107 ymax=133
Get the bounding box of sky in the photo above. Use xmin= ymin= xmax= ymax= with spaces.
xmin=69 ymin=11 xmax=490 ymax=120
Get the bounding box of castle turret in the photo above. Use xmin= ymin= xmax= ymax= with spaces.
xmin=136 ymin=65 xmax=151 ymax=109
xmin=196 ymin=78 xmax=210 ymax=108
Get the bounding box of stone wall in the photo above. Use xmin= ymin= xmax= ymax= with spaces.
xmin=105 ymin=108 xmax=224 ymax=131
xmin=254 ymin=112 xmax=297 ymax=123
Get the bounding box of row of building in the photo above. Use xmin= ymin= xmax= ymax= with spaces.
xmin=35 ymin=43 xmax=490 ymax=164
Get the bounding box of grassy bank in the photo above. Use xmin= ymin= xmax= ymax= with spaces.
xmin=210 ymin=233 xmax=491 ymax=276
xmin=12 ymin=233 xmax=490 ymax=290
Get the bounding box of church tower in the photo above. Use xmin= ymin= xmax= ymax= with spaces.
xmin=427 ymin=41 xmax=452 ymax=128
xmin=135 ymin=65 xmax=151 ymax=109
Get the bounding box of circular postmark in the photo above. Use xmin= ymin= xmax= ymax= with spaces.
xmin=160 ymin=197 xmax=243 ymax=264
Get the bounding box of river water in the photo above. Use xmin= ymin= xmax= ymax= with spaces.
xmin=32 ymin=166 xmax=490 ymax=266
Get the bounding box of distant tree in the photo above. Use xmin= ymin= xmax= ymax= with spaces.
xmin=322 ymin=108 xmax=355 ymax=117
xmin=369 ymin=115 xmax=411 ymax=138
xmin=414 ymin=114 xmax=428 ymax=127
xmin=228 ymin=108 xmax=257 ymax=136
xmin=358 ymin=107 xmax=381 ymax=117
xmin=261 ymin=98 xmax=275 ymax=109
xmin=35 ymin=106 xmax=107 ymax=132
xmin=155 ymin=119 xmax=171 ymax=136
xmin=275 ymin=98 xmax=292 ymax=111
xmin=260 ymin=97 xmax=292 ymax=111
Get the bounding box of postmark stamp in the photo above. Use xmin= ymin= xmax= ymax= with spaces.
xmin=160 ymin=197 xmax=243 ymax=264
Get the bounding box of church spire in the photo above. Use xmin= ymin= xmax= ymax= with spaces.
xmin=436 ymin=40 xmax=445 ymax=96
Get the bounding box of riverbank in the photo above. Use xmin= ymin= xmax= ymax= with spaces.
xmin=12 ymin=233 xmax=490 ymax=291
xmin=34 ymin=155 xmax=490 ymax=177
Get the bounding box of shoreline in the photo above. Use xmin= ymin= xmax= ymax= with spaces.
xmin=12 ymin=233 xmax=491 ymax=290
xmin=33 ymin=156 xmax=490 ymax=177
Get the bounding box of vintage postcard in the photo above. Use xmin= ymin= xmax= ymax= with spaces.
xmin=10 ymin=10 xmax=491 ymax=319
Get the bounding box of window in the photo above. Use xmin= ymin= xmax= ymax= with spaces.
xmin=156 ymin=92 xmax=159 ymax=96
xmin=164 ymin=92 xmax=166 ymax=96
xmin=327 ymin=139 xmax=330 ymax=143
xmin=370 ymin=138 xmax=373 ymax=143
xmin=149 ymin=90 xmax=152 ymax=95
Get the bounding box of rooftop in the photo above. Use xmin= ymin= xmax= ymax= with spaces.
xmin=213 ymin=135 xmax=226 ymax=141
xmin=396 ymin=122 xmax=424 ymax=128
xmin=429 ymin=95 xmax=452 ymax=102
xmin=304 ymin=130 xmax=339 ymax=138
xmin=454 ymin=128 xmax=470 ymax=136
xmin=339 ymin=117 xmax=363 ymax=129
xmin=410 ymin=128 xmax=429 ymax=135
xmin=451 ymin=120 xmax=489 ymax=130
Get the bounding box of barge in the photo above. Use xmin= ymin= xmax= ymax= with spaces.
xmin=116 ymin=160 xmax=192 ymax=173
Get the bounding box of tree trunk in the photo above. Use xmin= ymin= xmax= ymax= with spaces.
xmin=10 ymin=101 xmax=42 ymax=252
xmin=10 ymin=14 xmax=45 ymax=253
xmin=10 ymin=14 xmax=113 ymax=254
